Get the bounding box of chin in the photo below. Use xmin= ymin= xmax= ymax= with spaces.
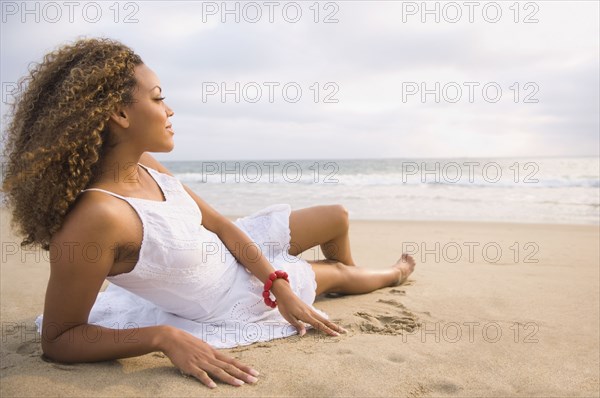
xmin=150 ymin=144 xmax=174 ymax=153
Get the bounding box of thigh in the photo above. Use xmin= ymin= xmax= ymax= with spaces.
xmin=288 ymin=204 xmax=347 ymax=256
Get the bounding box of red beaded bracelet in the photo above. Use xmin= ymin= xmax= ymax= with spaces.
xmin=262 ymin=270 xmax=289 ymax=308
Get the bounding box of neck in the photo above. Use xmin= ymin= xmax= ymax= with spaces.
xmin=93 ymin=147 xmax=145 ymax=187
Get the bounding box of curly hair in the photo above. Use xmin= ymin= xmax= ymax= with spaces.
xmin=1 ymin=37 xmax=143 ymax=250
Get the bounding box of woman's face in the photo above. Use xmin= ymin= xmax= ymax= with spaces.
xmin=122 ymin=63 xmax=175 ymax=152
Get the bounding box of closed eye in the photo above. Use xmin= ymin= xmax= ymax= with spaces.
xmin=155 ymin=97 xmax=166 ymax=102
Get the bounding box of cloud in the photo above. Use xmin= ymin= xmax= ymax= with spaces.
xmin=1 ymin=0 xmax=598 ymax=160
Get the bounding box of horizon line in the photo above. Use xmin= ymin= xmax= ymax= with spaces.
xmin=156 ymin=155 xmax=600 ymax=162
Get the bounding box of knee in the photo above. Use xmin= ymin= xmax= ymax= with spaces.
xmin=331 ymin=204 xmax=349 ymax=229
xmin=334 ymin=262 xmax=348 ymax=273
xmin=329 ymin=262 xmax=350 ymax=293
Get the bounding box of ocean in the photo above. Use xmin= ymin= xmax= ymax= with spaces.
xmin=162 ymin=157 xmax=600 ymax=225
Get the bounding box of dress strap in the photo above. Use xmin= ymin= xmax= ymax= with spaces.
xmin=80 ymin=188 xmax=128 ymax=200
xmin=138 ymin=162 xmax=158 ymax=175
xmin=137 ymin=162 xmax=150 ymax=172
xmin=80 ymin=163 xmax=160 ymax=200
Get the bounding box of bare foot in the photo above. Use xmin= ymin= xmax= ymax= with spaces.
xmin=391 ymin=253 xmax=416 ymax=287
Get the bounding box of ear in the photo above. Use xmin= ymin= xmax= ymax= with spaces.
xmin=108 ymin=106 xmax=130 ymax=129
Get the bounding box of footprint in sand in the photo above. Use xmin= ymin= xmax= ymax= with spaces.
xmin=355 ymin=312 xmax=419 ymax=335
xmin=386 ymin=353 xmax=406 ymax=363
xmin=430 ymin=381 xmax=462 ymax=394
xmin=377 ymin=298 xmax=410 ymax=307
xmin=354 ymin=299 xmax=420 ymax=335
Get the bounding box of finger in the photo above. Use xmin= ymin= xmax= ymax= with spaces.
xmin=214 ymin=351 xmax=260 ymax=378
xmin=203 ymin=359 xmax=252 ymax=387
xmin=210 ymin=357 xmax=259 ymax=385
xmin=287 ymin=316 xmax=307 ymax=337
xmin=324 ymin=318 xmax=348 ymax=334
xmin=312 ymin=312 xmax=348 ymax=334
xmin=308 ymin=316 xmax=341 ymax=337
xmin=203 ymin=362 xmax=247 ymax=387
xmin=299 ymin=325 xmax=306 ymax=337
xmin=187 ymin=367 xmax=218 ymax=389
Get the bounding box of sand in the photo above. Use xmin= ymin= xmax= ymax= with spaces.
xmin=1 ymin=207 xmax=599 ymax=397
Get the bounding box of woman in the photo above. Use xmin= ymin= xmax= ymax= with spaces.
xmin=2 ymin=38 xmax=416 ymax=389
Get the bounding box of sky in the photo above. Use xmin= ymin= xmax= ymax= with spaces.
xmin=1 ymin=0 xmax=598 ymax=161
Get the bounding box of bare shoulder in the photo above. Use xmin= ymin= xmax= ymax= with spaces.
xmin=139 ymin=152 xmax=174 ymax=176
xmin=42 ymin=191 xmax=128 ymax=353
xmin=55 ymin=190 xmax=125 ymax=245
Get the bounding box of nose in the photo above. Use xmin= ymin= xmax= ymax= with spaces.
xmin=165 ymin=103 xmax=174 ymax=117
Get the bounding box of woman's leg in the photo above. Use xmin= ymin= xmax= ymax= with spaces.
xmin=288 ymin=204 xmax=357 ymax=266
xmin=309 ymin=254 xmax=416 ymax=296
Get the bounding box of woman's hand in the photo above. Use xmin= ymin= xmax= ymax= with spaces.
xmin=272 ymin=281 xmax=348 ymax=337
xmin=159 ymin=326 xmax=260 ymax=388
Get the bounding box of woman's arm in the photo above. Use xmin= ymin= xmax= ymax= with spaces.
xmin=41 ymin=195 xmax=167 ymax=362
xmin=215 ymin=220 xmax=345 ymax=337
xmin=42 ymin=191 xmax=258 ymax=388
xmin=140 ymin=153 xmax=346 ymax=337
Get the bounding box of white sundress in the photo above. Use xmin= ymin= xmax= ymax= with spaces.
xmin=35 ymin=163 xmax=327 ymax=349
